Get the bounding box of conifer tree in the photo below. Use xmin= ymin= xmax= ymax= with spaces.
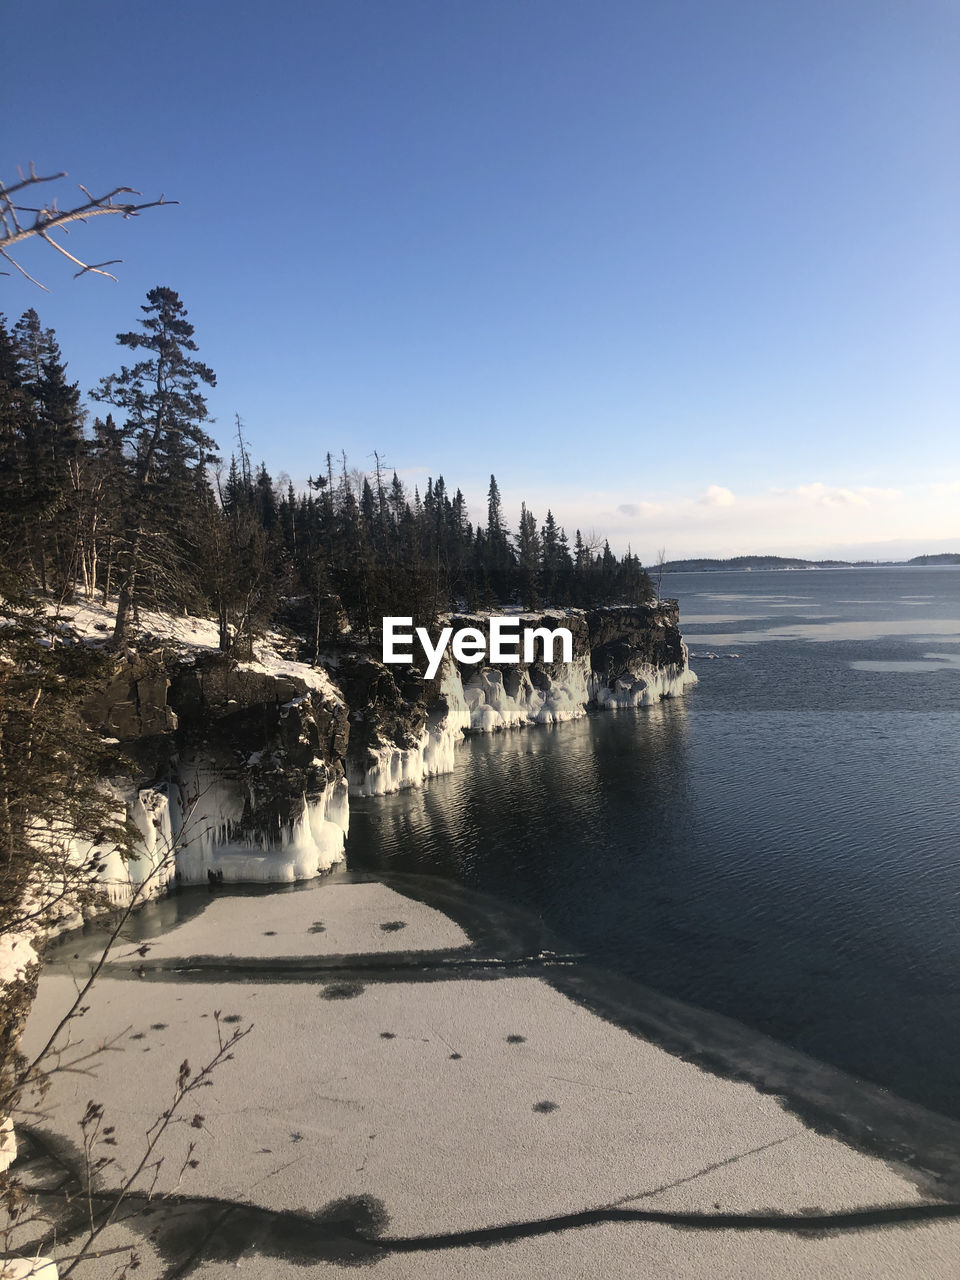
xmin=91 ymin=287 xmax=217 ymax=645
xmin=7 ymin=312 xmax=85 ymax=595
xmin=0 ymin=317 xmax=32 ymax=588
xmin=82 ymin=414 xmax=127 ymax=603
xmin=516 ymin=502 xmax=541 ymax=609
xmin=485 ymin=473 xmax=513 ymax=592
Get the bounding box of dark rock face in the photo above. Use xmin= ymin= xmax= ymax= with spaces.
xmin=83 ymin=650 xmax=350 ymax=842
xmin=168 ymin=655 xmax=350 ymax=824
xmin=81 ymin=653 xmax=179 ymax=774
xmin=335 ymin=655 xmax=429 ymax=780
xmin=169 ymin=655 xmax=347 ymax=766
xmin=79 ymin=603 xmax=689 ymax=812
xmin=586 ymin=603 xmax=685 ymax=693
xmin=167 ymin=654 xmax=350 ymax=837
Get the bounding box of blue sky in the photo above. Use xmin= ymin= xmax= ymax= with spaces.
xmin=4 ymin=0 xmax=958 ymax=558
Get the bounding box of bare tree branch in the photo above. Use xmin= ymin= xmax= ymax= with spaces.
xmin=0 ymin=163 xmax=176 ymax=289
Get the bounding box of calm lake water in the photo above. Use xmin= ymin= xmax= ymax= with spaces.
xmin=348 ymin=567 xmax=960 ymax=1120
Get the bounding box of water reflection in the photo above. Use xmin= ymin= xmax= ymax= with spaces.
xmin=349 ymin=568 xmax=960 ymax=1117
xmin=352 ymin=700 xmax=691 ymax=896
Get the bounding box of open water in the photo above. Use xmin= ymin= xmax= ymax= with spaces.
xmin=348 ymin=567 xmax=960 ymax=1120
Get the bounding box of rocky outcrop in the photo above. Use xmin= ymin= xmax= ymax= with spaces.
xmin=81 ymin=652 xmax=179 ymax=775
xmin=585 ymin=602 xmax=695 ymax=707
xmin=169 ymin=653 xmax=349 ymax=832
xmin=587 ymin=602 xmax=685 ymax=682
xmin=77 ymin=602 xmax=694 ymax=881
xmin=81 ymin=648 xmax=351 ymax=891
xmin=343 ymin=603 xmax=696 ymax=796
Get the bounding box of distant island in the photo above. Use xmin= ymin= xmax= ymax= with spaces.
xmin=649 ymin=553 xmax=960 ymax=573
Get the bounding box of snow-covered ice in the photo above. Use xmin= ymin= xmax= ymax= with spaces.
xmin=112 ymin=882 xmax=469 ymax=961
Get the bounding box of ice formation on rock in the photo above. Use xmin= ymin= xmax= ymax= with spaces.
xmin=78 ymin=604 xmax=697 ymax=880
xmin=463 ymin=656 xmax=591 ymax=730
xmin=94 ymin=785 xmax=179 ymax=906
xmin=171 ymin=770 xmax=349 ymax=884
xmin=588 ymin=646 xmax=699 ymax=708
xmin=348 ymin=660 xmax=472 ymax=797
xmin=349 ymin=636 xmax=698 ymax=797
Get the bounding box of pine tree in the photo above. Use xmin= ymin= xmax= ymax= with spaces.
xmin=516 ymin=502 xmax=541 ymax=609
xmin=0 ymin=317 xmax=32 ymax=590
xmin=90 ymin=287 xmax=218 ymax=645
xmin=540 ymin=509 xmax=571 ymax=603
xmin=82 ymin=414 xmax=127 ymax=603
xmin=487 ymin=474 xmax=505 ymax=544
xmin=7 ymin=312 xmax=85 ymax=596
xmin=485 ymin=473 xmax=513 ymax=592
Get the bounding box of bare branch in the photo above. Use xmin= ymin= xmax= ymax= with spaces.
xmin=0 ymin=167 xmax=176 ymax=288
xmin=0 ymin=248 xmax=49 ymax=290
xmin=39 ymin=230 xmax=122 ymax=281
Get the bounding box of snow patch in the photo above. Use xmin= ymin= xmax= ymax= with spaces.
xmin=0 ymin=932 xmax=38 ymax=991
xmin=0 ymin=1116 xmax=16 ymax=1174
xmin=0 ymin=1259 xmax=59 ymax=1279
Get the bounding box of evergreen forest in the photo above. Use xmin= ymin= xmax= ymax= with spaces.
xmin=1 ymin=287 xmax=654 ymax=660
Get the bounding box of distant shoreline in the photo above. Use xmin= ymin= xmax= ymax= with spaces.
xmin=650 ymin=554 xmax=960 ymax=573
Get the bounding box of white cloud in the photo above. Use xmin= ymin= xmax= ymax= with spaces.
xmin=779 ymin=482 xmax=901 ymax=507
xmin=618 ymin=501 xmax=662 ymax=518
xmin=698 ymin=485 xmax=736 ymax=507
xmin=457 ymin=473 xmax=948 ymax=561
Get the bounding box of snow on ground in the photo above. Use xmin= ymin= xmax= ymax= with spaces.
xmin=0 ymin=934 xmax=39 ymax=1175
xmin=17 ymin=880 xmax=960 ymax=1279
xmin=54 ymin=597 xmax=224 ymax=652
xmin=55 ymin=597 xmax=343 ymax=705
xmin=0 ymin=932 xmax=38 ymax=991
xmin=112 ymin=882 xmax=469 ymax=961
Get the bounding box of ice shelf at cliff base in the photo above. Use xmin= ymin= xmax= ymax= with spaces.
xmin=79 ymin=603 xmax=695 ymax=888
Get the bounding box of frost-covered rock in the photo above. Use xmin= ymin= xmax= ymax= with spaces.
xmin=76 ymin=602 xmax=696 ymax=874
xmin=82 ymin=641 xmax=351 ymax=890
xmin=348 ymin=660 xmax=472 ymax=797
xmin=173 ymin=771 xmax=349 ymax=883
xmin=90 ymin=784 xmax=179 ymax=907
xmin=345 ymin=604 xmax=697 ymax=796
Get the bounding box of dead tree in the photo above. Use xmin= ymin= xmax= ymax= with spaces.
xmin=0 ymin=164 xmax=174 ymax=290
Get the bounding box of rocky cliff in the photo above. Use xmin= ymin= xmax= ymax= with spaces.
xmin=77 ymin=602 xmax=695 ymax=892
xmin=337 ymin=603 xmax=696 ymax=795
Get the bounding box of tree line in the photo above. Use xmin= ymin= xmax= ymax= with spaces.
xmin=0 ymin=286 xmax=653 ymax=658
